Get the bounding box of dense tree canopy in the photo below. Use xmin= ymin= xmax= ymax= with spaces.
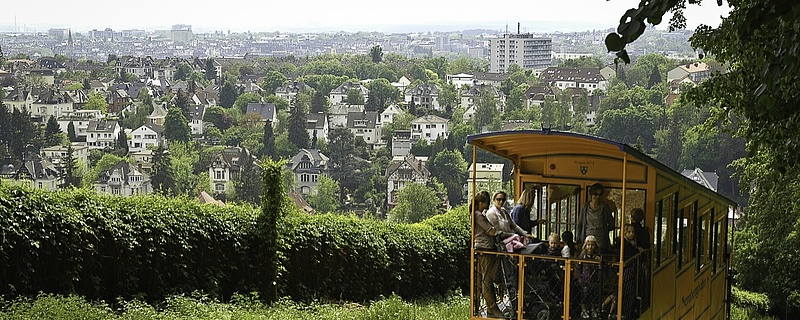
xmin=608 ymin=0 xmax=800 ymax=316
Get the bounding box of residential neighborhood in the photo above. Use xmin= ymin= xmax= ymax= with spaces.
xmin=0 ymin=24 xmax=719 ymax=218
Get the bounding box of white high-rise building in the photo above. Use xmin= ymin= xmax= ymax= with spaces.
xmin=489 ymin=33 xmax=552 ymax=73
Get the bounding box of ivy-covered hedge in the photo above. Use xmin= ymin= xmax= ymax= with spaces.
xmin=0 ymin=184 xmax=470 ymax=303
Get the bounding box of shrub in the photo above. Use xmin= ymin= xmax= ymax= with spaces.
xmin=0 ymin=184 xmax=470 ymax=303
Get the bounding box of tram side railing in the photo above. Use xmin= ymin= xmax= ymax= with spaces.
xmin=472 ymin=249 xmax=652 ymax=319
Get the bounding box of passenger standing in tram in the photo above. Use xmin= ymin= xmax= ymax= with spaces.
xmin=472 ymin=191 xmax=504 ymax=317
xmin=577 ymin=235 xmax=602 ymax=319
xmin=630 ymin=208 xmax=651 ymax=250
xmin=562 ymin=231 xmax=577 ymax=257
xmin=510 ymin=189 xmax=547 ymax=234
xmin=487 ymin=190 xmax=535 ymax=241
xmin=577 ymin=183 xmax=615 ymax=254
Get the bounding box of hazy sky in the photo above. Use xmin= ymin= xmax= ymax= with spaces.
xmin=2 ymin=1 xmax=730 ymax=33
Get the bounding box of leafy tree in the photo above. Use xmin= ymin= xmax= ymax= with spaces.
xmin=423 ymin=56 xmax=448 ymax=80
xmin=7 ymin=108 xmax=40 ymax=160
xmin=311 ymin=91 xmax=328 ymax=113
xmin=60 ymin=143 xmax=79 ymax=188
xmin=437 ymin=81 xmax=458 ymax=114
xmin=116 ymin=130 xmax=128 ymax=153
xmin=263 ymin=120 xmax=276 ymax=160
xmin=428 ymin=149 xmax=468 ymax=206
xmin=167 ymin=141 xmax=199 ymax=197
xmin=44 ymin=116 xmax=62 ymax=147
xmin=327 ymin=127 xmax=361 ymax=205
xmin=345 ymin=88 xmax=365 ymax=105
xmin=65 ymin=82 xmax=84 ymax=91
xmin=287 ymin=99 xmax=309 ymax=150
xmin=595 ymin=104 xmax=660 ymax=153
xmin=81 ymin=153 xmax=123 ymax=188
xmin=505 ymin=83 xmax=530 ymax=115
xmin=233 ymin=150 xmax=262 ymax=205
xmin=204 ymin=58 xmax=217 ymax=81
xmin=82 ymin=78 xmax=91 ymax=90
xmin=174 ymin=88 xmax=189 ymax=107
xmin=472 ymin=91 xmax=498 ymax=132
xmin=307 ymin=174 xmax=341 ymax=213
xmin=235 ymin=92 xmax=263 ymax=114
xmin=150 ymin=145 xmax=174 ymax=196
xmin=67 ymin=121 xmax=77 ymax=142
xmin=174 ymin=62 xmax=193 ymax=81
xmin=274 ymin=131 xmax=297 ymax=160
xmin=370 ymin=45 xmax=383 ymax=63
xmin=219 ymin=79 xmax=238 ymax=109
xmin=164 ymin=107 xmax=191 ymax=144
xmin=301 ymin=74 xmax=349 ymax=96
xmin=260 ymin=71 xmax=288 ymax=95
xmin=264 ymin=95 xmax=291 ymax=111
xmin=388 ymin=182 xmax=440 ymax=223
xmin=84 ymin=91 xmax=109 ymax=114
xmin=540 ymin=96 xmax=559 ymax=129
xmin=560 ymin=56 xmax=604 ymax=68
xmin=647 ymin=64 xmax=662 ymax=88
xmin=364 ymin=78 xmax=399 ymax=112
xmin=203 ymin=106 xmax=232 ymax=131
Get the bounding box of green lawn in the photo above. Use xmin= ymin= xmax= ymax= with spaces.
xmin=0 ymin=293 xmax=468 ymax=320
xmin=0 ymin=292 xmax=774 ymax=320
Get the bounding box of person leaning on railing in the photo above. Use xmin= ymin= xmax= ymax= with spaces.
xmin=472 ymin=191 xmax=504 ymax=317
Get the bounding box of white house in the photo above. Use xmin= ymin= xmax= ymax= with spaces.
xmin=446 ymin=73 xmax=474 ymax=88
xmin=32 ymin=88 xmax=74 ymax=123
xmin=391 ymin=129 xmax=413 ymax=157
xmin=208 ymin=147 xmax=253 ymax=197
xmin=667 ymin=62 xmax=711 ymax=84
xmin=329 ymin=82 xmax=369 ymax=104
xmin=40 ymin=143 xmax=90 ymax=171
xmin=0 ymin=155 xmax=61 ymax=191
xmin=94 ymin=160 xmax=152 ymax=196
xmin=379 ymin=104 xmax=405 ymax=126
xmin=411 ymin=115 xmax=448 ymax=143
xmin=3 ymin=87 xmax=35 ymax=113
xmin=465 ymin=162 xmax=505 ymax=201
xmin=328 ymin=103 xmax=364 ymax=128
xmin=58 ymin=109 xmax=104 ymax=140
xmin=128 ymin=123 xmax=165 ymax=153
xmin=275 ymin=81 xmax=310 ymax=102
xmin=287 ymin=148 xmax=329 ymax=195
xmin=306 ymin=112 xmax=329 ymax=145
xmin=404 ymin=83 xmax=440 ymax=111
xmin=538 ymin=67 xmax=607 ymax=94
xmin=86 ymin=120 xmax=121 ymax=150
xmin=391 ymin=76 xmax=411 ymax=93
xmin=347 ymin=111 xmax=381 ymax=147
xmin=384 ymin=154 xmax=430 ymax=210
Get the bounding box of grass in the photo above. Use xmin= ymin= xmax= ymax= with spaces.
xmin=0 ymin=292 xmax=469 ymax=320
xmin=1 ymin=292 xmax=777 ymax=320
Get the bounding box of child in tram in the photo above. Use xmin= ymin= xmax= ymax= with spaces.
xmin=545 ymin=232 xmax=571 ymax=258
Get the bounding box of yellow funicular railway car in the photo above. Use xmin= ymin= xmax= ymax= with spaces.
xmin=468 ymin=130 xmax=735 ymax=320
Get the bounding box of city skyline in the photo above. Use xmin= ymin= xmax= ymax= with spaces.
xmin=2 ymin=0 xmax=730 ymax=34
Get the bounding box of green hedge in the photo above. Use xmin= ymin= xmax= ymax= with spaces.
xmin=0 ymin=184 xmax=470 ymax=303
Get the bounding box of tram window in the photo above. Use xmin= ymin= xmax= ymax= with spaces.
xmin=695 ymin=210 xmax=708 ymax=273
xmin=678 ymin=203 xmax=695 ymax=270
xmin=523 ymin=183 xmax=580 ymax=239
xmin=710 ymin=209 xmax=718 ymax=273
xmin=671 ymin=194 xmax=680 ymax=258
xmin=655 ymin=193 xmax=676 ymax=266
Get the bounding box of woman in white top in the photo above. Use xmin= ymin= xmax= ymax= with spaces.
xmin=486 ymin=190 xmax=534 ymax=243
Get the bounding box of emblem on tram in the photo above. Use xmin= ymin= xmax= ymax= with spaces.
xmin=580 ymin=166 xmax=588 ymax=175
